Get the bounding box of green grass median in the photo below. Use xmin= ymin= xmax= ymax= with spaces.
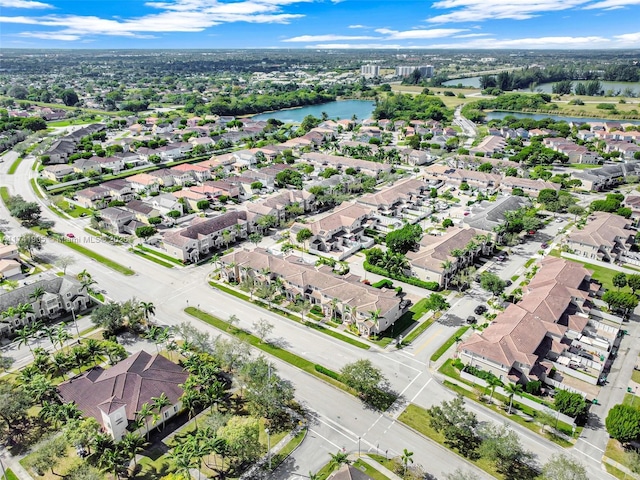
xmin=430 ymin=326 xmax=470 ymax=362
xmin=7 ymin=156 xmax=25 ymax=174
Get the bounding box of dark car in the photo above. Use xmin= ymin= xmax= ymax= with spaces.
xmin=474 ymin=305 xmax=487 ymax=315
xmin=466 ymin=315 xmax=477 ymax=324
xmin=505 ymin=280 xmax=513 ymax=287
xmin=541 ymin=243 xmax=548 ymax=249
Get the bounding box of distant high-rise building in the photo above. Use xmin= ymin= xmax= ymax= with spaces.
xmin=396 ymin=65 xmax=434 ymax=78
xmin=361 ymin=65 xmax=380 ymax=78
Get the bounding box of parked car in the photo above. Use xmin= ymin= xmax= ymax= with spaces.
xmin=66 ymin=232 xmax=75 ymax=238
xmin=466 ymin=315 xmax=477 ymax=324
xmin=541 ymin=243 xmax=548 ymax=249
xmin=474 ymin=305 xmax=487 ymax=315
xmin=505 ymin=280 xmax=513 ymax=287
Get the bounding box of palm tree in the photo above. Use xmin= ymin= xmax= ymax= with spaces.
xmin=98 ymin=446 xmax=126 ymax=480
xmin=504 ymin=383 xmax=524 ymax=414
xmin=136 ymin=402 xmax=154 ymax=440
xmin=55 ymin=324 xmax=72 ymax=351
xmin=120 ymin=432 xmax=146 ymax=471
xmin=140 ymin=301 xmax=155 ymax=323
xmin=368 ymin=309 xmax=381 ymax=336
xmin=152 ymin=393 xmax=171 ymax=431
xmin=29 ymin=287 xmax=45 ymax=315
xmin=15 ymin=325 xmax=34 ymax=353
xmin=83 ymin=338 xmax=104 ymax=365
xmin=331 ymin=298 xmax=339 ymax=322
xmin=486 ymin=376 xmax=502 ymax=404
xmin=167 ymin=449 xmax=195 ymax=480
xmin=328 ymin=451 xmax=349 ymax=470
xmin=401 ymin=448 xmax=414 ymax=476
xmin=180 ymin=380 xmax=203 ymax=429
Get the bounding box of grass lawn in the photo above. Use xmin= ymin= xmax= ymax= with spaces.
xmin=430 ymin=326 xmax=470 ymax=362
xmin=604 ymin=438 xmax=629 ymax=466
xmin=30 ymin=179 xmax=44 ymax=199
xmin=185 ymin=307 xmax=354 ymax=395
xmin=0 ymin=186 xmax=10 ymax=206
xmin=353 ymin=458 xmax=391 ymax=480
xmin=137 ymin=445 xmax=176 ymax=480
xmin=604 ymin=463 xmax=627 ymax=480
xmin=561 ymin=258 xmax=631 ymax=293
xmin=268 ymin=429 xmax=307 ymax=471
xmin=398 ymin=404 xmax=503 ymax=479
xmin=131 ymin=248 xmax=175 ymax=268
xmin=21 ymin=444 xmax=84 ymax=480
xmin=136 ymin=245 xmax=183 ymax=265
xmin=632 ymin=368 xmax=640 ymax=384
xmin=37 ymin=230 xmax=135 ymax=276
xmin=54 ymin=200 xmax=93 ymax=219
xmin=3 ymin=468 xmax=20 ymax=480
xmin=7 ymin=156 xmax=25 ymax=174
xmin=623 ymin=393 xmax=640 ymax=409
xmin=566 ymin=163 xmax=601 ymax=170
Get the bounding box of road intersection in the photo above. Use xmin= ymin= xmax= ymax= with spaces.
xmin=0 ymin=152 xmax=624 ymax=479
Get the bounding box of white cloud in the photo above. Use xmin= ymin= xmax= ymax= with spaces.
xmin=429 ymin=35 xmax=609 ymax=48
xmin=0 ymin=0 xmax=52 ymax=8
xmin=2 ymin=0 xmax=308 ymax=40
xmin=348 ymin=24 xmax=366 ymax=28
xmin=583 ymin=0 xmax=640 ymax=8
xmin=283 ymin=34 xmax=378 ymax=42
xmin=428 ymin=0 xmax=590 ymax=23
xmin=614 ymin=31 xmax=640 ymax=44
xmin=19 ymin=31 xmax=80 ymax=40
xmin=453 ymin=33 xmax=492 ymax=38
xmin=374 ymin=27 xmax=467 ymax=39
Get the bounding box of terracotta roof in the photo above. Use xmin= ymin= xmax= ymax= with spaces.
xmin=57 ymin=351 xmax=188 ymax=426
xmin=566 ymin=212 xmax=633 ymax=248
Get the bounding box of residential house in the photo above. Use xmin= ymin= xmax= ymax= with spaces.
xmin=162 ymin=210 xmax=249 ymax=262
xmin=90 ymin=156 xmax=125 ymax=173
xmin=151 ymin=193 xmax=183 ymax=217
xmin=102 ymin=179 xmax=135 ymax=204
xmin=124 ymin=200 xmax=161 ymax=224
xmin=170 ymin=164 xmax=212 ymax=183
xmin=290 ymin=202 xmax=375 ymax=261
xmin=126 ymin=173 xmax=161 ymax=194
xmin=406 ymin=227 xmax=493 ymax=288
xmin=499 ymin=176 xmax=560 ymax=198
xmin=148 ymin=168 xmax=176 ymax=187
xmin=423 ymin=165 xmax=500 ymax=193
xmin=72 ymin=158 xmax=102 ymax=175
xmin=100 ymin=207 xmax=136 ymax=233
xmin=219 ymin=248 xmax=409 ymax=337
xmin=469 ymin=136 xmax=507 ymax=157
xmin=302 ymin=152 xmax=392 ymax=177
xmin=0 ymin=275 xmax=90 ymax=338
xmin=173 ymin=189 xmax=209 ymax=211
xmin=75 ymin=186 xmax=111 ymax=209
xmin=42 ymin=164 xmax=75 ymax=182
xmin=459 ymin=257 xmax=616 ymax=392
xmin=571 ymin=163 xmax=640 ymax=191
xmin=246 ymin=189 xmax=315 ymax=226
xmin=57 ymin=350 xmax=188 ymax=441
xmin=0 ymin=244 xmax=21 ymax=280
xmin=564 ymin=212 xmax=634 ymax=263
xmin=463 ymin=196 xmax=529 ymax=237
xmin=357 ymin=178 xmax=430 ymax=223
xmin=44 ymin=138 xmax=76 ymax=164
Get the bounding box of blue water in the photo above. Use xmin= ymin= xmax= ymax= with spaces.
xmin=485 ymin=111 xmax=640 ymax=125
xmin=250 ymin=100 xmax=375 ymax=124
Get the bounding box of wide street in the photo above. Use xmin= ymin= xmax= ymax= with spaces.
xmin=0 ymin=152 xmax=621 ymax=479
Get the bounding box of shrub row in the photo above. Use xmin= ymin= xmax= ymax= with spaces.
xmin=314 ymin=364 xmax=341 ymax=381
xmin=363 ymin=261 xmax=439 ymax=291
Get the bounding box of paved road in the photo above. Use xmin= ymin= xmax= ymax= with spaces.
xmin=0 ymin=146 xmax=619 ymax=479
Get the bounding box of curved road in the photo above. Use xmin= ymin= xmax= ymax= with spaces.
xmin=0 ymin=144 xmax=616 ymax=479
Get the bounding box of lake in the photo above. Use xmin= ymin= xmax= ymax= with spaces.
xmin=485 ymin=111 xmax=640 ymax=125
xmin=442 ymin=76 xmax=640 ymax=95
xmin=250 ymin=99 xmax=375 ymax=124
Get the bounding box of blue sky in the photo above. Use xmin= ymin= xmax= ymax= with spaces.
xmin=1 ymin=0 xmax=639 ymax=49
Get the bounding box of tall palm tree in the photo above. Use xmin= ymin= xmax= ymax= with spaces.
xmin=29 ymin=287 xmax=46 ymax=315
xmin=152 ymin=393 xmax=171 ymax=431
xmin=136 ymin=402 xmax=154 ymax=440
xmin=504 ymin=383 xmax=524 ymax=414
xmin=368 ymin=309 xmax=382 ymax=336
xmin=55 ymin=324 xmax=72 ymax=351
xmin=331 ymin=298 xmax=340 ymax=322
xmin=98 ymin=445 xmax=126 ymax=480
xmin=401 ymin=449 xmax=414 ymax=476
xmin=15 ymin=325 xmax=34 ymax=353
xmin=486 ymin=376 xmax=502 ymax=404
xmin=167 ymin=449 xmax=195 ymax=480
xmin=140 ymin=301 xmax=155 ymax=322
xmin=120 ymin=432 xmax=146 ymax=470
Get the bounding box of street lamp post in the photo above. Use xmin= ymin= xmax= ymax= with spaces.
xmin=266 ymin=428 xmax=271 ymax=470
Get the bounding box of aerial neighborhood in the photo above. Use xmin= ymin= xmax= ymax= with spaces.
xmin=1 ymin=48 xmax=640 ymax=480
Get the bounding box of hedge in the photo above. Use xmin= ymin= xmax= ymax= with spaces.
xmin=314 ymin=364 xmax=341 ymax=381
xmin=372 ymin=279 xmax=394 ymax=289
xmin=364 ymin=261 xmax=440 ymax=291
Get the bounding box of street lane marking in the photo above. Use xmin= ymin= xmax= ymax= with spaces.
xmin=309 ymin=428 xmax=343 ymax=450
xmin=414 ymin=332 xmax=440 ymax=355
xmin=576 ymin=438 xmax=605 ymax=452
xmin=410 ymin=378 xmax=432 ymax=402
xmin=573 ymin=447 xmax=603 ymax=464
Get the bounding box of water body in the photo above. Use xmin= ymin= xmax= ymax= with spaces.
xmin=485 ymin=111 xmax=640 ymax=125
xmin=443 ymin=76 xmax=640 ymax=95
xmin=250 ymin=99 xmax=375 ymax=124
